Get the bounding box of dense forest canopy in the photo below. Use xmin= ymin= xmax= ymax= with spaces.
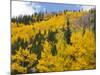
xmin=11 ymin=7 xmax=96 ymax=74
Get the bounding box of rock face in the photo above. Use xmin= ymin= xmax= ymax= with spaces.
xmin=29 ymin=67 xmax=36 ymax=73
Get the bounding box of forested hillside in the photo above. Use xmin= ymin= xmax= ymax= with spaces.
xmin=11 ymin=9 xmax=96 ymax=74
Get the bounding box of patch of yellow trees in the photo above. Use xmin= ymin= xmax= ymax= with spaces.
xmin=11 ymin=11 xmax=96 ymax=74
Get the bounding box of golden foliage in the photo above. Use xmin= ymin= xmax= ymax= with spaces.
xmin=11 ymin=11 xmax=96 ymax=73
xmin=11 ymin=48 xmax=37 ymax=73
